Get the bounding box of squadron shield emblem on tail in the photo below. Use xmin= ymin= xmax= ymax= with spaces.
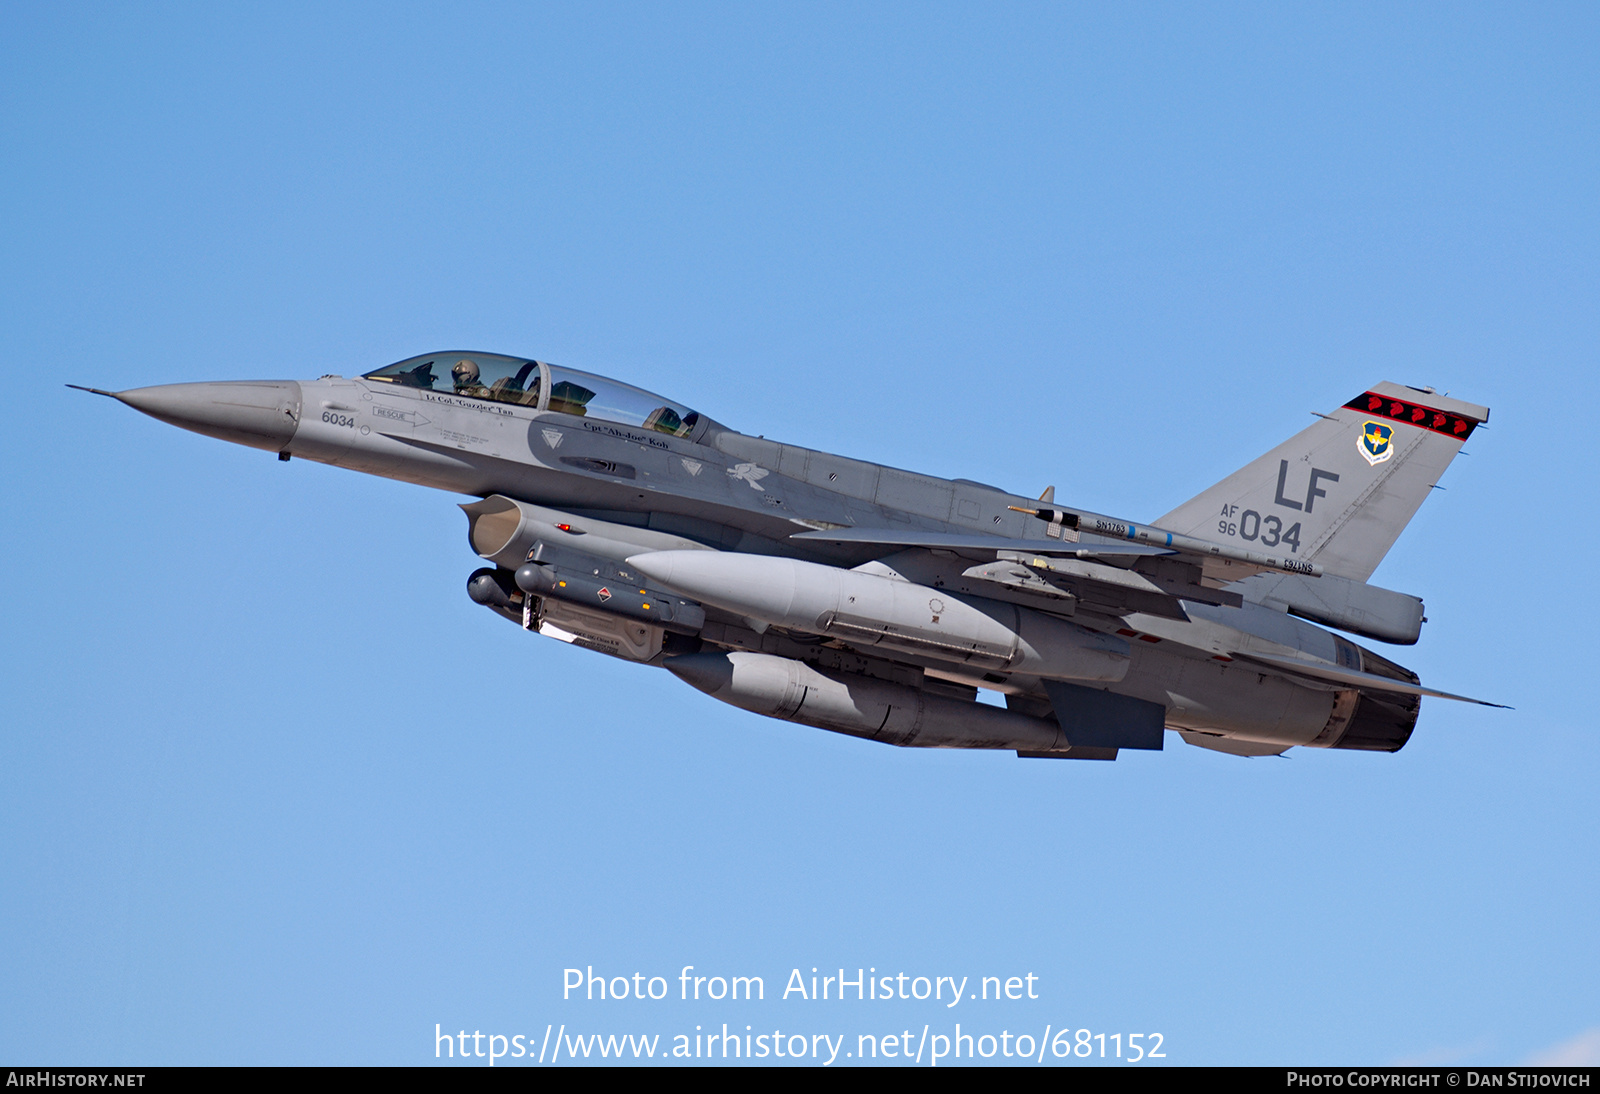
xmin=1359 ymin=421 xmax=1395 ymax=465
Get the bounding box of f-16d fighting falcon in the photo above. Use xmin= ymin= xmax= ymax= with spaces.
xmin=72 ymin=353 xmax=1501 ymax=761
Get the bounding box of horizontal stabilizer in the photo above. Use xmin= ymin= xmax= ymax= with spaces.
xmin=1230 ymin=651 xmax=1507 ymax=707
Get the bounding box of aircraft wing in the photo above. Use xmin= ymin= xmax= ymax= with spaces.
xmin=788 ymin=527 xmax=1172 ymax=557
xmin=789 ymin=529 xmax=1241 ymax=619
xmin=794 ymin=516 xmax=1322 ymax=580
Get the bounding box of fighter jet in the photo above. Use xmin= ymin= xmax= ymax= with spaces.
xmin=72 ymin=352 xmax=1501 ymax=761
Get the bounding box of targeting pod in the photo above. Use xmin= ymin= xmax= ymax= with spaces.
xmin=466 ymin=567 xmax=521 ymax=610
xmin=514 ymin=562 xmax=706 ymax=636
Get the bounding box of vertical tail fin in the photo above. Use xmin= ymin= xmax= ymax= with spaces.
xmin=1156 ymin=383 xmax=1488 ymax=582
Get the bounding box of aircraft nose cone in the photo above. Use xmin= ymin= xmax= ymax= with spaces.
xmin=114 ymin=380 xmax=303 ymax=452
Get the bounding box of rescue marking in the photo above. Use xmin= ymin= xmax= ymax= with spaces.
xmin=371 ymin=405 xmax=425 ymax=425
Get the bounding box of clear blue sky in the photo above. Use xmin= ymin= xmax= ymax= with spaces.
xmin=2 ymin=1 xmax=1595 ymax=1066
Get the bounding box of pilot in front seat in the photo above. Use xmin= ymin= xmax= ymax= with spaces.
xmin=451 ymin=359 xmax=490 ymax=398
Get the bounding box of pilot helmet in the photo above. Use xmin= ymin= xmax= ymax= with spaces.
xmin=451 ymin=359 xmax=480 ymax=388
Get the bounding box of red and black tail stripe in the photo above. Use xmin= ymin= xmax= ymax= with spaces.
xmin=1343 ymin=392 xmax=1481 ymax=440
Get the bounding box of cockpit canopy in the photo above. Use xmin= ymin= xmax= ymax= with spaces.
xmin=362 ymin=352 xmax=702 ymax=439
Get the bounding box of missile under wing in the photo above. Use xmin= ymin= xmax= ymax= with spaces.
xmin=75 ymin=354 xmax=1501 ymax=762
